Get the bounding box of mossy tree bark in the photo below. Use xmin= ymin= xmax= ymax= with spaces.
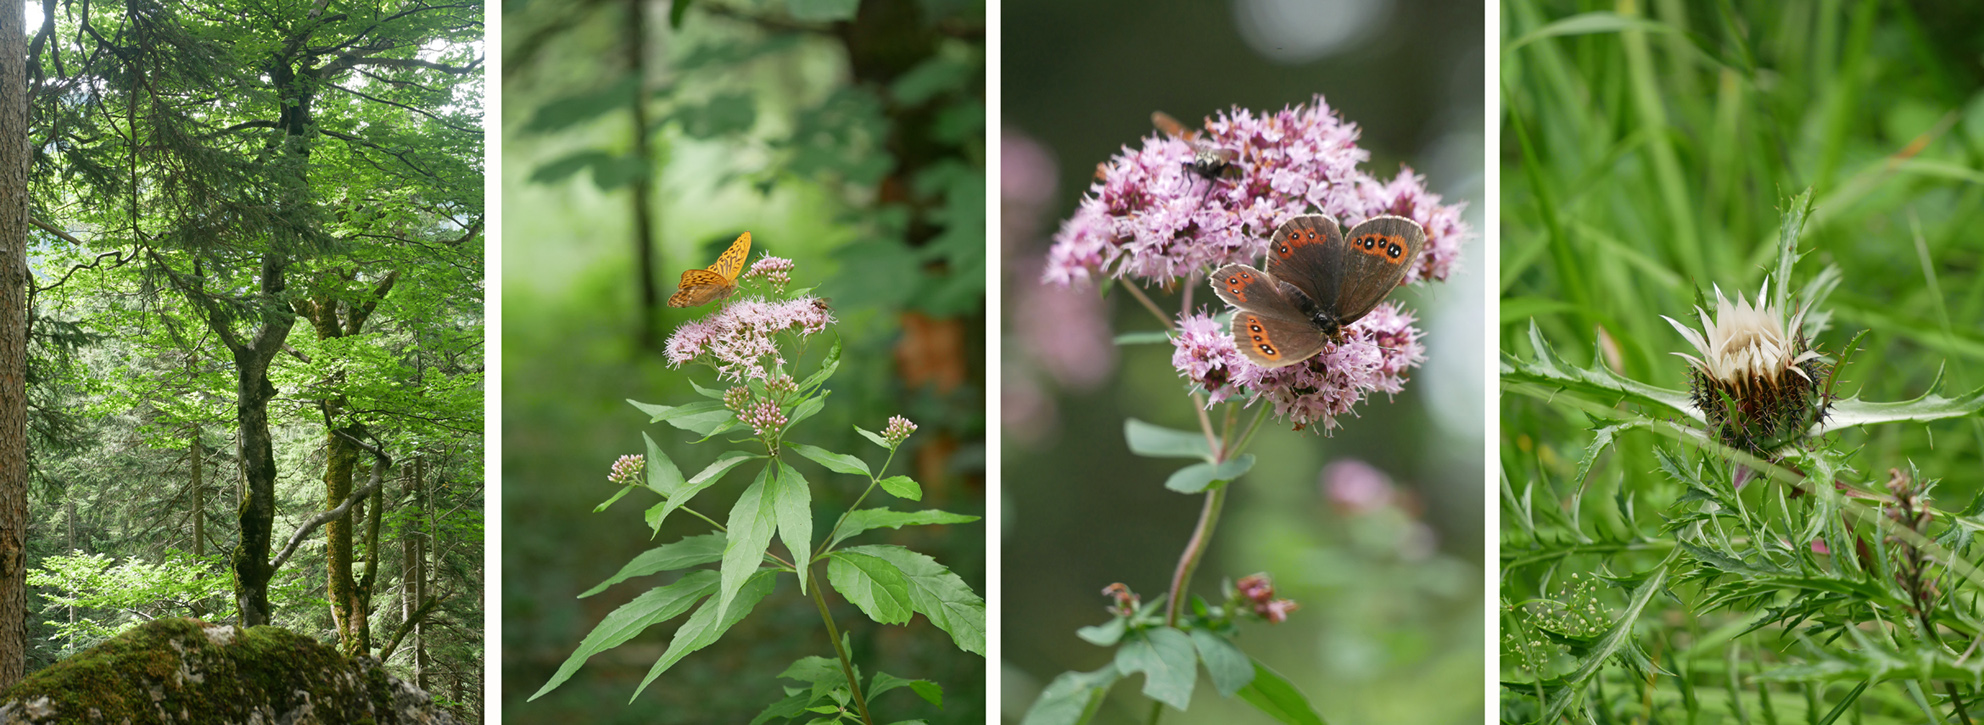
xmin=297 ymin=272 xmax=396 ymax=655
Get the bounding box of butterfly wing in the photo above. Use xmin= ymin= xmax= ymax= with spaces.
xmin=668 ymin=269 xmax=733 ymax=308
xmin=1209 ymin=263 xmax=1326 ymax=368
xmin=707 ymin=231 xmax=752 ymax=281
xmin=1329 ymin=215 xmax=1425 ymax=322
xmin=1263 ymin=214 xmax=1345 ymax=306
xmin=1151 ymin=111 xmax=1194 ymax=141
xmin=1230 ymin=312 xmax=1328 ymax=368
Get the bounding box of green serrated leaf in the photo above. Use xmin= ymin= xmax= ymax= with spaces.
xmin=778 ymin=655 xmax=845 ymax=686
xmin=630 ymin=399 xmax=738 ymax=435
xmin=649 ymin=451 xmax=754 ymax=533
xmin=1115 ymin=628 xmax=1198 ymax=711
xmin=840 ymin=545 xmax=984 ymax=655
xmin=633 ymin=570 xmax=777 ymax=700
xmin=1075 ymin=616 xmax=1126 ymax=647
xmin=688 ymin=379 xmax=728 ymax=400
xmin=773 ymin=462 xmax=814 ymax=592
xmin=1021 ymin=665 xmax=1121 ymax=725
xmin=529 ymin=570 xmax=718 ymax=701
xmin=877 ymin=475 xmax=922 ymax=501
xmin=1502 ymin=320 xmax=1700 ymax=420
xmin=827 ymin=551 xmax=913 ymax=624
xmin=826 ymin=508 xmax=980 ymax=550
xmin=1124 ymin=419 xmax=1213 ymax=460
xmin=789 ymin=392 xmax=828 ymax=430
xmin=855 ymin=425 xmax=892 ymax=450
xmin=790 ymin=442 xmax=871 ymax=477
xmin=716 ymin=466 xmax=780 ymax=618
xmin=800 ymin=337 xmax=842 ymax=391
xmin=1236 ymin=659 xmax=1326 ymax=725
xmin=644 ymin=433 xmax=687 ymax=497
xmin=594 ymin=485 xmax=634 ymax=513
xmin=579 ymin=533 xmax=726 ymax=598
xmin=1189 ymin=629 xmax=1254 ymax=697
xmin=749 ymin=691 xmax=811 ymax=725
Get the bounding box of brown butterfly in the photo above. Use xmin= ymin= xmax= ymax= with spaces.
xmin=667 ymin=232 xmax=752 ymax=308
xmin=1152 ymin=111 xmax=1240 ymax=182
xmin=1210 ymin=215 xmax=1425 ymax=368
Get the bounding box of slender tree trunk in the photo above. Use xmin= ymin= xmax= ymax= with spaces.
xmin=63 ymin=497 xmax=73 ymax=651
xmin=228 ymin=287 xmax=292 ymax=627
xmin=191 ymin=424 xmax=203 ymax=557
xmin=0 ymin=0 xmax=31 ymax=689
xmin=408 ymin=454 xmax=429 ymax=686
xmin=626 ymin=0 xmax=660 ymax=348
xmin=322 ymin=415 xmax=361 ymax=649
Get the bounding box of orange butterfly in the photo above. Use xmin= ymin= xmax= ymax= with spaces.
xmin=667 ymin=232 xmax=752 ymax=308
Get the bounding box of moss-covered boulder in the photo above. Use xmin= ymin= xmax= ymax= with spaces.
xmin=0 ymin=617 xmax=455 ymax=724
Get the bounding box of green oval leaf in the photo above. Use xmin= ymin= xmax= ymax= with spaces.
xmin=1124 ymin=418 xmax=1212 ymax=460
xmin=876 ymin=475 xmax=922 ymax=501
xmin=529 ymin=570 xmax=718 ymax=701
xmin=579 ymin=533 xmax=726 ymax=598
xmin=826 ymin=551 xmax=913 ymax=625
xmin=789 ymin=441 xmax=871 ymax=477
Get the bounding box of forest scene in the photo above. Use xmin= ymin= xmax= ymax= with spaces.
xmin=501 ymin=0 xmax=985 ymax=722
xmin=0 ymin=0 xmax=485 ymax=720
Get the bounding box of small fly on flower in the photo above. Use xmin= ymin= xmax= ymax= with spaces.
xmin=1151 ymin=111 xmax=1241 ymax=182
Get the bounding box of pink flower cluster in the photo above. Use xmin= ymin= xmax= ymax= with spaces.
xmin=745 ymin=255 xmax=794 ymax=291
xmin=1043 ymin=95 xmax=1466 ymax=287
xmin=882 ymin=415 xmax=917 ymax=446
xmin=664 ymin=296 xmax=835 ymax=382
xmin=1170 ymin=303 xmax=1424 ymax=432
xmin=607 ymin=454 xmax=644 ymax=487
xmin=1234 ymin=573 xmax=1299 ymax=624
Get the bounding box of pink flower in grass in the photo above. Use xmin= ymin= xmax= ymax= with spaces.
xmin=665 ymin=296 xmax=835 ymax=381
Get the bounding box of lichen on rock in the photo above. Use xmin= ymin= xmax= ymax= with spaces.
xmin=0 ymin=617 xmax=455 ymax=724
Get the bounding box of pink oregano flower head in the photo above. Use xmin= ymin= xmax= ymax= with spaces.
xmin=1172 ymin=302 xmax=1424 ymax=433
xmin=1043 ymin=94 xmax=1467 ymax=287
xmin=664 ymin=295 xmax=835 ymax=382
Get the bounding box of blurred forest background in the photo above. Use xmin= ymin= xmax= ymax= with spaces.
xmin=5 ymin=0 xmax=485 ymax=718
xmin=500 ymin=0 xmax=986 ymax=722
xmin=1501 ymin=0 xmax=1984 ymax=720
xmin=1000 ymin=0 xmax=1485 ymax=723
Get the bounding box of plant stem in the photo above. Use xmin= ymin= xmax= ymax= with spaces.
xmin=1121 ymin=282 xmax=1176 ymax=332
xmin=808 ymin=566 xmax=874 ymax=725
xmin=1162 ymin=485 xmax=1229 ymax=627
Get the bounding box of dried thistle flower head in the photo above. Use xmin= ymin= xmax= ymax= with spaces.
xmin=1663 ymin=277 xmax=1827 ymax=451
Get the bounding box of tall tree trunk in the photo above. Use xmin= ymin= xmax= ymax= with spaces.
xmin=190 ymin=424 xmax=204 ymax=558
xmin=407 ymin=454 xmax=429 ymax=686
xmin=227 ymin=276 xmax=293 ymax=627
xmin=322 ymin=420 xmax=362 ymax=650
xmin=626 ymin=0 xmax=660 ymax=348
xmin=0 ymin=0 xmax=31 ymax=689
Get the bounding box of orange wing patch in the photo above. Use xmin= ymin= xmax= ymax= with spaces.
xmin=1350 ymin=232 xmax=1406 ymax=263
xmin=1273 ymin=224 xmax=1328 ymax=260
xmin=1219 ymin=268 xmax=1260 ymax=303
xmin=668 ymin=232 xmax=753 ymax=308
xmin=1241 ymin=314 xmax=1283 ymax=361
